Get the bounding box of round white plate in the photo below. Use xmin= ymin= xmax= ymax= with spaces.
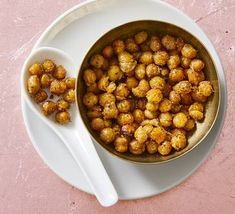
xmin=21 ymin=0 xmax=227 ymax=200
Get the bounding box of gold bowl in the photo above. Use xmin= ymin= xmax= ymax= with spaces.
xmin=76 ymin=20 xmax=220 ymax=164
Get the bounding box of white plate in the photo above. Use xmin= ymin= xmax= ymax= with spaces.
xmin=21 ymin=0 xmax=227 ymax=200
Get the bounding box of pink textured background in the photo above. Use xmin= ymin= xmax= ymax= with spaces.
xmin=0 ymin=0 xmax=234 ymax=213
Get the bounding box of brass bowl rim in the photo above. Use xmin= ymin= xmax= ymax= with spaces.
xmin=75 ymin=20 xmax=221 ymax=165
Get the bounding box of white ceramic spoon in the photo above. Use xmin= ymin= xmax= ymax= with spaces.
xmin=21 ymin=47 xmax=118 ymax=207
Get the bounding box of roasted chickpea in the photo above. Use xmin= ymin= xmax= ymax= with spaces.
xmin=121 ymin=123 xmax=136 ymax=137
xmin=83 ymin=69 xmax=96 ymax=86
xmin=91 ymin=118 xmax=105 ymax=131
xmin=146 ymin=89 xmax=163 ymax=103
xmin=150 ymin=126 xmax=166 ymax=144
xmin=106 ymin=82 xmax=116 ymax=93
xmin=134 ymin=31 xmax=148 ymax=44
xmin=117 ymin=113 xmax=134 ymax=126
xmin=83 ymin=92 xmax=98 ymax=108
xmin=93 ymin=68 xmax=104 ymax=80
xmin=167 ymin=55 xmax=181 ymax=70
xmin=158 ymin=141 xmax=172 ymax=155
xmin=34 ymin=90 xmax=48 ymax=103
xmin=53 ymin=65 xmax=66 ymax=80
xmin=102 ymin=102 xmax=119 ymax=119
xmin=86 ymin=105 xmax=102 ymax=119
xmin=189 ymin=110 xmax=204 ymax=121
xmin=114 ymin=136 xmax=129 ymax=153
xmin=139 ymin=51 xmax=153 ymax=65
xmin=161 ymin=35 xmax=176 ymax=50
xmin=134 ymin=126 xmax=148 ymax=143
xmin=63 ymin=89 xmax=75 ymax=103
xmin=55 ymin=111 xmax=70 ymax=124
xmin=132 ymin=79 xmax=150 ymax=97
xmin=57 ymin=99 xmax=70 ymax=111
xmin=42 ymin=101 xmax=57 ymax=116
xmin=144 ymin=109 xmax=157 ymax=119
xmin=117 ymin=100 xmax=131 ymax=113
xmin=159 ymin=112 xmax=172 ymax=127
xmin=87 ymin=83 xmax=100 ymax=94
xmin=101 ymin=58 xmax=109 ymax=71
xmin=133 ymin=109 xmax=145 ymax=123
xmin=97 ymin=75 xmax=109 ymax=91
xmin=189 ymin=102 xmax=204 ymax=112
xmin=121 ymin=123 xmax=138 ymax=137
xmin=146 ymin=102 xmax=159 ymax=112
xmin=160 ymin=68 xmax=169 ymax=78
xmin=149 ymin=76 xmax=165 ymax=90
xmin=90 ymin=54 xmax=105 ymax=69
xmin=170 ymin=104 xmax=182 ymax=113
xmin=150 ymin=36 xmax=161 ymax=51
xmin=181 ymin=57 xmax=191 ymax=68
xmin=100 ymin=128 xmax=115 ymax=144
xmin=27 ymin=75 xmax=40 ymax=94
xmin=180 ymin=93 xmax=193 ymax=105
xmin=113 ymin=124 xmax=121 ymax=137
xmin=135 ymin=64 xmax=146 ymax=80
xmin=181 ymin=44 xmax=197 ymax=59
xmin=107 ymin=65 xmax=123 ymax=82
xmin=114 ymin=83 xmax=129 ymax=100
xmin=184 ymin=119 xmax=195 ymax=131
xmin=146 ymin=141 xmax=158 ymax=154
xmin=146 ymin=64 xmax=160 ymax=78
xmin=126 ymin=77 xmax=138 ymax=89
xmin=169 ymin=91 xmax=181 ymax=104
xmin=65 ymin=77 xmax=76 ymax=89
xmin=198 ymin=81 xmax=213 ymax=97
xmin=191 ymin=88 xmax=207 ymax=102
xmin=190 ymin=59 xmax=205 ymax=72
xmin=173 ymin=112 xmax=188 ymax=128
xmin=29 ymin=63 xmax=43 ymax=76
xmin=118 ymin=51 xmax=137 ymax=75
xmin=125 ymin=38 xmax=139 ymax=53
xmin=159 ymin=98 xmax=172 ymax=112
xmin=172 ymin=128 xmax=186 ymax=136
xmin=40 ymin=73 xmax=51 ymax=88
xmin=136 ymin=98 xmax=147 ymax=110
xmin=176 ymin=37 xmax=185 ymax=52
xmin=173 ymin=81 xmax=192 ymax=94
xmin=153 ymin=51 xmax=169 ymax=66
xmin=169 ymin=68 xmax=185 ymax=82
xmin=171 ymin=134 xmax=187 ymax=151
xmin=129 ymin=140 xmax=146 ymax=155
xmin=140 ymin=42 xmax=151 ymax=52
xmin=42 ymin=59 xmax=56 ymax=73
xmin=142 ymin=124 xmax=153 ymax=135
xmin=113 ymin=39 xmax=125 ymax=54
xmin=186 ymin=68 xmax=205 ymax=86
xmin=102 ymin=45 xmax=114 ymax=59
xmin=99 ymin=93 xmax=116 ymax=107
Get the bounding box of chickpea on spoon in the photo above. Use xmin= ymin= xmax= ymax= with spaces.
xmin=22 ymin=47 xmax=118 ymax=207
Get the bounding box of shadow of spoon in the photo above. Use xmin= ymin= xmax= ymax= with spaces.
xmin=20 ymin=47 xmax=118 ymax=207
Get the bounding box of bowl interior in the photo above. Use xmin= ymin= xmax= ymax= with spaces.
xmin=76 ymin=20 xmax=220 ymax=164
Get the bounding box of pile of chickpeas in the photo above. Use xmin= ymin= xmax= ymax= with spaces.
xmin=27 ymin=59 xmax=76 ymax=124
xmin=82 ymin=31 xmax=213 ymax=156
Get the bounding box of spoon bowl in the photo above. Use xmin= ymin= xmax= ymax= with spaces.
xmin=21 ymin=47 xmax=118 ymax=207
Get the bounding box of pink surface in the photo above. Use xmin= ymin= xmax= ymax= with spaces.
xmin=0 ymin=0 xmax=234 ymax=213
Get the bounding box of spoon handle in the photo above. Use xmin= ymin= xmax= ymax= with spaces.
xmin=57 ymin=119 xmax=118 ymax=207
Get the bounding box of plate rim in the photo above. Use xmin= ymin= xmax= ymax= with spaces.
xmin=21 ymin=0 xmax=228 ymax=200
